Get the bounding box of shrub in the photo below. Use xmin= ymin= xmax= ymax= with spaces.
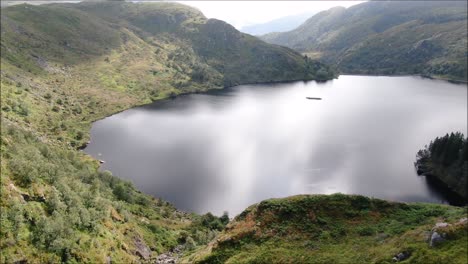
xmin=75 ymin=131 xmax=84 ymax=141
xmin=15 ymin=101 xmax=29 ymax=116
xmin=357 ymin=226 xmax=376 ymax=236
xmin=113 ymin=183 xmax=132 ymax=202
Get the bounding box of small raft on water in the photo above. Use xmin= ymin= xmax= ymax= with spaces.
xmin=306 ymin=97 xmax=322 ymax=100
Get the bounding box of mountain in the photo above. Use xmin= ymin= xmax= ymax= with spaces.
xmin=240 ymin=12 xmax=316 ymax=36
xmin=261 ymin=1 xmax=468 ymax=82
xmin=189 ymin=194 xmax=468 ymax=263
xmin=0 ymin=1 xmax=333 ymax=262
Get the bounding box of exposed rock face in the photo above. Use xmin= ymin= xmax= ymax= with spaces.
xmin=155 ymin=246 xmax=183 ymax=264
xmin=134 ymin=237 xmax=151 ymax=260
xmin=155 ymin=253 xmax=176 ymax=264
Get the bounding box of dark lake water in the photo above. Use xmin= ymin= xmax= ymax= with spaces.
xmin=85 ymin=76 xmax=467 ymax=215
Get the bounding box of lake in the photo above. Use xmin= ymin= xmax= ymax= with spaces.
xmin=85 ymin=76 xmax=467 ymax=216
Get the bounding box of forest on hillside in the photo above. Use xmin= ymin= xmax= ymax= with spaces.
xmin=416 ymin=132 xmax=468 ymax=200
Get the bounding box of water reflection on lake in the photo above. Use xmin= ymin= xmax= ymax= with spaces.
xmin=85 ymin=76 xmax=467 ymax=215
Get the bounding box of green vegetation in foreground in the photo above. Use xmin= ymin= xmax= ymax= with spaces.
xmin=1 ymin=121 xmax=232 ymax=263
xmin=261 ymin=1 xmax=468 ymax=82
xmin=0 ymin=1 xmax=333 ymax=262
xmin=416 ymin=132 xmax=468 ymax=201
xmin=188 ymin=194 xmax=468 ymax=264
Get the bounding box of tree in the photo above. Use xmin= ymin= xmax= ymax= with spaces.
xmin=220 ymin=211 xmax=229 ymax=225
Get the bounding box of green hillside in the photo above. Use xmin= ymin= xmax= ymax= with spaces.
xmin=261 ymin=1 xmax=468 ymax=82
xmin=190 ymin=194 xmax=468 ymax=264
xmin=0 ymin=2 xmax=333 ymax=262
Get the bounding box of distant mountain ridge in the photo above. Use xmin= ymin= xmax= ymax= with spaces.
xmin=261 ymin=1 xmax=467 ymax=81
xmin=240 ymin=12 xmax=316 ymax=36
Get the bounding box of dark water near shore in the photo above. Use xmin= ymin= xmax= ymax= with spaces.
xmin=85 ymin=76 xmax=467 ymax=215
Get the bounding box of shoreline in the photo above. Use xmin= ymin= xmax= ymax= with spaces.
xmin=82 ymin=74 xmax=467 ymax=211
xmin=84 ymin=72 xmax=465 ymax=131
xmin=78 ymin=76 xmax=335 ymax=150
xmin=339 ymin=72 xmax=468 ymax=84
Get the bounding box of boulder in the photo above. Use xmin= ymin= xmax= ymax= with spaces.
xmin=429 ymin=231 xmax=445 ymax=247
xmin=392 ymin=251 xmax=410 ymax=262
xmin=134 ymin=237 xmax=151 ymax=260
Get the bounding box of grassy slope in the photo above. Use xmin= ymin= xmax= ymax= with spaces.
xmin=190 ymin=194 xmax=467 ymax=264
xmin=0 ymin=2 xmax=333 ymax=263
xmin=261 ymin=1 xmax=467 ymax=82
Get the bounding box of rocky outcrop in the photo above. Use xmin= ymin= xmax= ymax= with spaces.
xmin=429 ymin=222 xmax=450 ymax=247
xmin=155 ymin=245 xmax=183 ymax=264
xmin=134 ymin=237 xmax=151 ymax=260
xmin=428 ymin=219 xmax=468 ymax=247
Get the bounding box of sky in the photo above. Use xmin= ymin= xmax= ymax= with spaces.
xmin=179 ymin=1 xmax=365 ymax=29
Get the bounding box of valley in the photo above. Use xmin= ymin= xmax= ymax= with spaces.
xmin=0 ymin=1 xmax=466 ymax=263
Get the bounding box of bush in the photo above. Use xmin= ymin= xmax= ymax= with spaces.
xmin=15 ymin=101 xmax=29 ymax=116
xmin=201 ymin=213 xmax=220 ymax=230
xmin=357 ymin=226 xmax=375 ymax=236
xmin=185 ymin=236 xmax=196 ymax=250
xmin=113 ymin=183 xmax=133 ymax=202
xmin=75 ymin=131 xmax=84 ymax=141
xmin=9 ymin=157 xmax=36 ymax=187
